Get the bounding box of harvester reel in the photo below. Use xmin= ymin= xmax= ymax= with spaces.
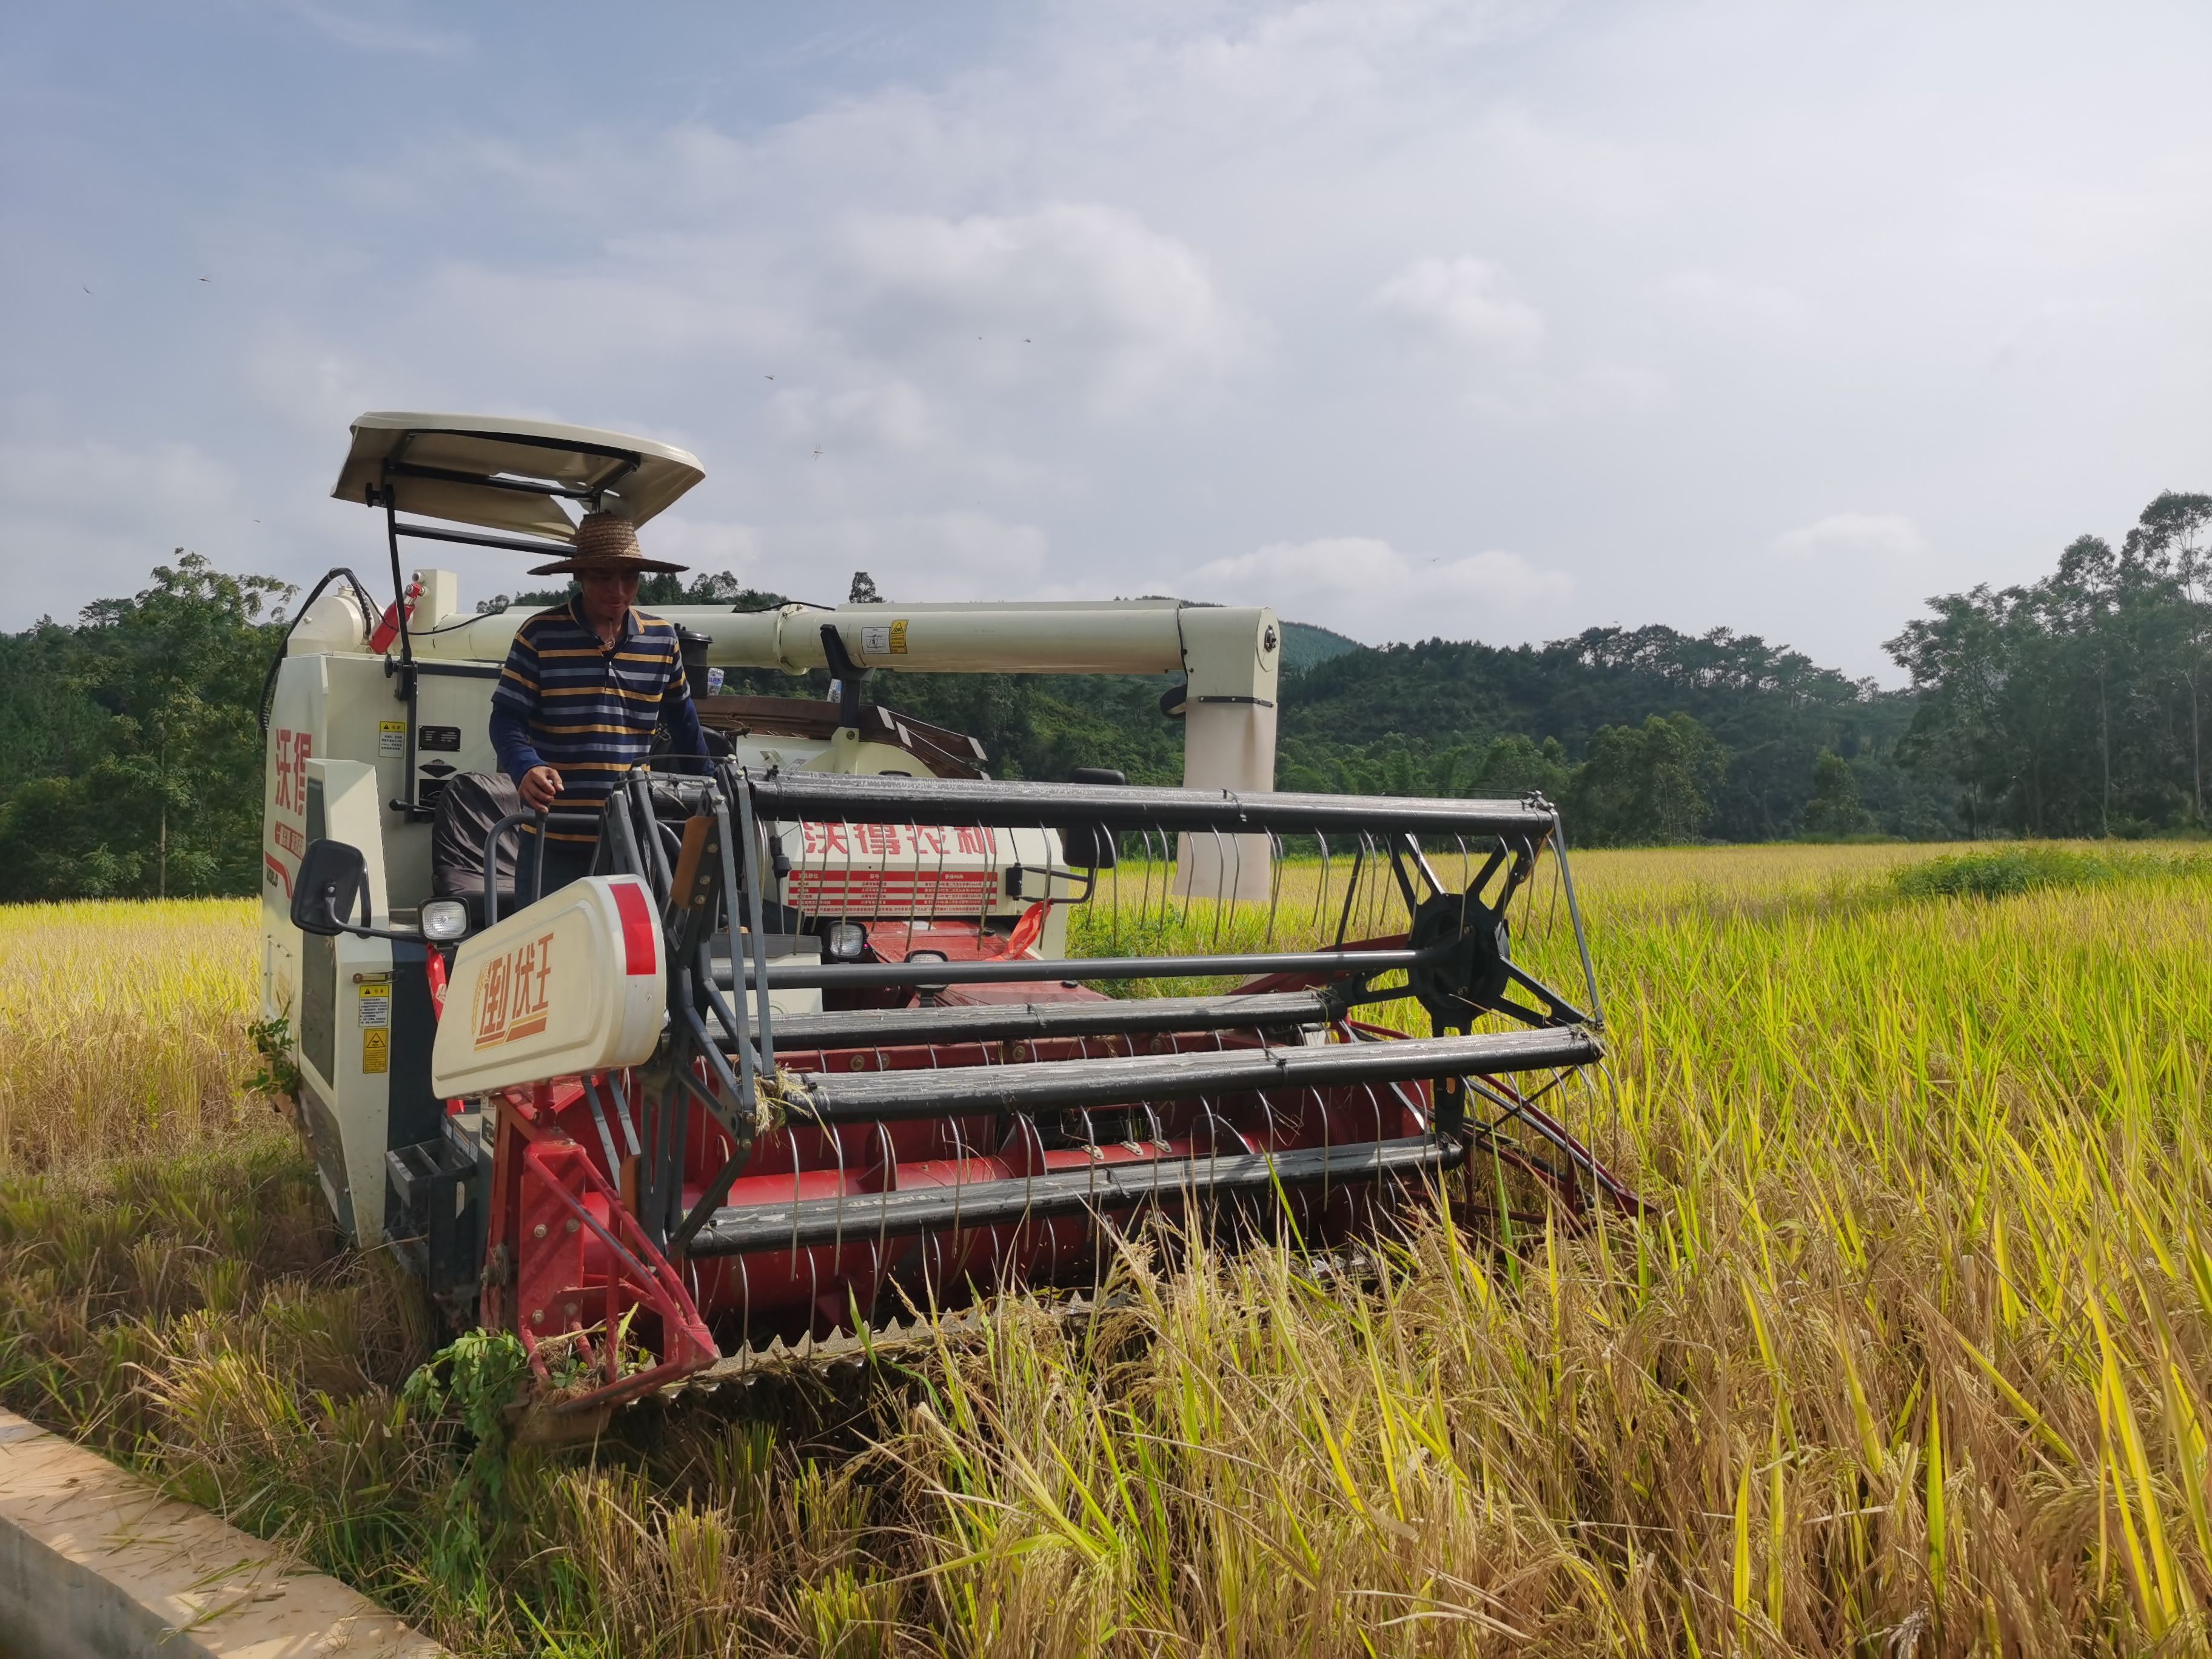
xmin=1405 ymin=890 xmax=1512 ymax=1029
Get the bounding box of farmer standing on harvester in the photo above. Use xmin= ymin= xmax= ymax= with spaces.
xmin=489 ymin=511 xmax=708 ymax=896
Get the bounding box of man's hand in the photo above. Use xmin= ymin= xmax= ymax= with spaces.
xmin=518 ymin=765 xmax=563 ymax=811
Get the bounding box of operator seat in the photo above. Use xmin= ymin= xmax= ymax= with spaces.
xmin=430 ymin=771 xmax=521 ymax=925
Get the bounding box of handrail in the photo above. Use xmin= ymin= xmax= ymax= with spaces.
xmin=480 ymin=808 xmax=599 ymax=923
xmin=740 ymin=769 xmax=1558 ymax=838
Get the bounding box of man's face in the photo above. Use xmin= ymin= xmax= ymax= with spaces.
xmin=577 ymin=568 xmax=640 ymax=628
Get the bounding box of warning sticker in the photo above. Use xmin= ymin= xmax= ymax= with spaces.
xmin=361 ymin=1028 xmax=389 ymax=1075
xmin=378 ymin=720 xmax=406 ymax=759
xmin=358 ymin=984 xmax=390 ymax=1029
xmin=859 ymin=625 xmax=890 ymax=657
xmin=890 ymin=618 xmax=908 ymax=653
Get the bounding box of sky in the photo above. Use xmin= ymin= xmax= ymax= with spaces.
xmin=5 ymin=1 xmax=2208 ymax=680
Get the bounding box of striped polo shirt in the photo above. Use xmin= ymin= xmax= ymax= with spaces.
xmin=489 ymin=599 xmax=707 ymax=843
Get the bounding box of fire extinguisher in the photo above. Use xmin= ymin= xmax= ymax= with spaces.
xmin=369 ymin=579 xmax=421 ymax=654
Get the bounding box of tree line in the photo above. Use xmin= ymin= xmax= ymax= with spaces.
xmin=1885 ymin=492 xmax=2211 ymax=838
xmin=0 ymin=554 xmax=288 ymax=899
xmin=0 ymin=490 xmax=2203 ymax=899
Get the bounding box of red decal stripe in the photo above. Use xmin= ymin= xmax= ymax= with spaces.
xmin=611 ymin=879 xmax=657 ymax=976
xmin=784 ymin=870 xmax=996 ymax=911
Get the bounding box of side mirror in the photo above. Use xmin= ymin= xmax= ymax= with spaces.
xmin=1056 ymin=767 xmax=1125 ymax=870
xmin=291 ymin=839 xmax=374 ymax=937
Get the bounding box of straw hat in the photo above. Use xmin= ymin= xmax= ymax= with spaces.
xmin=529 ymin=511 xmax=687 ymax=575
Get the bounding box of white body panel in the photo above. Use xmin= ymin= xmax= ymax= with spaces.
xmin=270 ymin=753 xmax=411 ymax=1241
xmin=433 ymin=876 xmax=667 ymax=1099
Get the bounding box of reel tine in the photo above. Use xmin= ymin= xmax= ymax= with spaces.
xmin=1364 ymin=831 xmax=1384 ymax=939
xmin=1150 ymin=827 xmax=1168 ymax=937
xmin=1332 ymin=836 xmax=1362 ymax=947
xmin=840 ymin=810 xmax=857 ymax=923
xmin=788 ymin=809 xmax=813 ymax=936
xmin=1207 ymin=825 xmax=1230 ymax=950
xmin=978 ymin=817 xmax=997 ymax=947
xmin=1107 ymin=831 xmax=1122 ymax=953
xmin=603 ymin=1070 xmax=642 ymax=1159
xmin=910 ymin=814 xmax=930 ymax=945
xmin=1313 ymin=832 xmax=1330 ymax=942
xmin=1160 ymin=818 xmax=1176 ymax=935
xmin=1362 ymin=836 xmax=1380 ymax=942
xmin=583 ymin=1073 xmax=622 ymax=1179
xmin=1128 ymin=826 xmax=1147 ymax=945
xmin=1263 ymin=827 xmax=1282 ymax=952
xmin=1175 ymin=822 xmax=1188 ymax=935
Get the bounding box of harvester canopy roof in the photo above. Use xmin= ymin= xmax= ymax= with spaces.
xmin=332 ymin=412 xmax=706 ymax=542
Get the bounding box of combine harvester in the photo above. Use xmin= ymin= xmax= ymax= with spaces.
xmin=264 ymin=412 xmax=1632 ymax=1418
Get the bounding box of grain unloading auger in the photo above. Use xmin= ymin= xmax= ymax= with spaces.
xmin=292 ymin=764 xmax=1629 ymax=1416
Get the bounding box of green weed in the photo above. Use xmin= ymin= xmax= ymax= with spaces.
xmin=1893 ymin=843 xmax=2123 ymax=899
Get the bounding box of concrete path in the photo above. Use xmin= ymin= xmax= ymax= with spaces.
xmin=0 ymin=1408 xmax=445 ymax=1658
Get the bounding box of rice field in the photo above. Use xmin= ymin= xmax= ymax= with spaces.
xmin=2 ymin=843 xmax=2211 ymax=1655
xmin=0 ymin=899 xmax=263 ymax=1175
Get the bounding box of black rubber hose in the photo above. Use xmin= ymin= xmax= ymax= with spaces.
xmin=258 ymin=567 xmax=378 ymax=736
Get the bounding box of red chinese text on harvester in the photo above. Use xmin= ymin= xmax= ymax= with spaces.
xmin=474 ymin=932 xmax=555 ymax=1050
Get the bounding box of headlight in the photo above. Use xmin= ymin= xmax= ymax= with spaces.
xmin=823 ymin=920 xmax=868 ymax=961
xmin=420 ymin=899 xmax=470 ymax=942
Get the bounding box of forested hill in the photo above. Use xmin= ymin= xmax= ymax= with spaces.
xmin=1274 ymin=628 xmax=1929 ymax=843
xmin=1278 ymin=620 xmax=1362 ymax=674
xmin=1 ymin=487 xmax=2205 ymax=898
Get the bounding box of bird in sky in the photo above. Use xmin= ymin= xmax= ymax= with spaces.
xmin=198 ymin=275 xmax=209 ymax=283
xmin=763 ymin=374 xmax=775 ymax=381
xmin=82 ymin=284 xmax=92 ymax=293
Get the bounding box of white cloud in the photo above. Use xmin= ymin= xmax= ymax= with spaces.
xmin=831 ymin=204 xmax=1252 ymax=414
xmin=1367 ymin=255 xmax=1659 ymax=422
xmin=243 ymin=331 xmax=389 ymax=433
xmin=638 ymin=517 xmax=763 ymax=579
xmin=0 ymin=441 xmax=255 ymax=622
xmin=742 ymin=512 xmax=1052 ymax=606
xmin=1661 ymin=270 xmax=1811 ymax=335
xmin=1772 ymin=512 xmax=1928 ymax=561
xmin=1191 ymin=535 xmax=1572 ymax=640
xmin=1373 ymin=256 xmax=1545 ymax=359
xmin=279 ymin=1 xmax=467 ymax=58
xmin=1466 ymin=360 xmax=1669 ymax=424
xmin=419 ymin=254 xmax=791 ymax=367
xmin=765 ymin=379 xmax=938 ymax=456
